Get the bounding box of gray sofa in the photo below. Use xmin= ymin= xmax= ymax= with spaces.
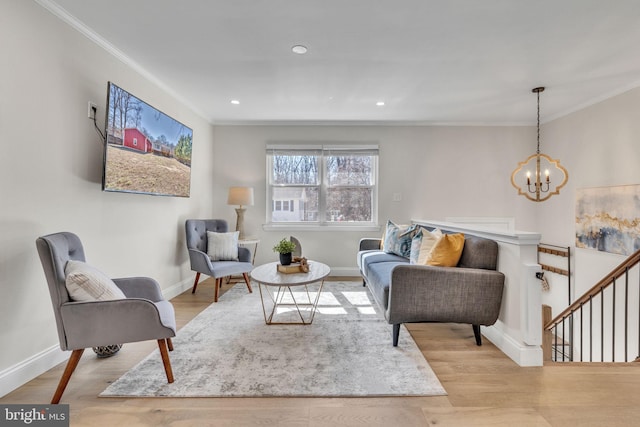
xmin=358 ymin=230 xmax=505 ymax=346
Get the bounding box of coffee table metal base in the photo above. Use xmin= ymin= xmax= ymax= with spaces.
xmin=258 ymin=281 xmax=325 ymax=325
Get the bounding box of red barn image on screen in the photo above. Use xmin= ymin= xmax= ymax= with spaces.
xmin=123 ymin=128 xmax=152 ymax=153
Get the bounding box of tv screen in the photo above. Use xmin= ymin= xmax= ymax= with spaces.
xmin=102 ymin=82 xmax=193 ymax=197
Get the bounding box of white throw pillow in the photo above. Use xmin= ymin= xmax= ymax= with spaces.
xmin=207 ymin=231 xmax=239 ymax=261
xmin=414 ymin=228 xmax=443 ymax=265
xmin=64 ymin=260 xmax=126 ymax=302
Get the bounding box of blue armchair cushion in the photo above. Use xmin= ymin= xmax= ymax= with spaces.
xmin=206 ymin=230 xmax=239 ymax=261
xmin=64 ymin=260 xmax=126 ymax=302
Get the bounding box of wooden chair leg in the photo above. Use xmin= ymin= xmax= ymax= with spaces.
xmin=167 ymin=337 xmax=174 ymax=352
xmin=51 ymin=348 xmax=84 ymax=404
xmin=214 ymin=278 xmax=220 ymax=302
xmin=191 ymin=272 xmax=201 ymax=294
xmin=157 ymin=339 xmax=174 ymax=383
xmin=243 ymin=273 xmax=253 ymax=293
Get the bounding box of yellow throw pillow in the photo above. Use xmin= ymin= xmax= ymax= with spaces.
xmin=426 ymin=233 xmax=465 ymax=267
xmin=417 ymin=228 xmax=443 ymax=265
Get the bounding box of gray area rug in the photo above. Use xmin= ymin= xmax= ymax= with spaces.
xmin=100 ymin=281 xmax=446 ymax=397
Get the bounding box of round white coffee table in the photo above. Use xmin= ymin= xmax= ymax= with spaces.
xmin=250 ymin=260 xmax=331 ymax=325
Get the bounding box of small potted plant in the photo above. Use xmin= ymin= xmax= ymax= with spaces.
xmin=272 ymin=238 xmax=296 ymax=265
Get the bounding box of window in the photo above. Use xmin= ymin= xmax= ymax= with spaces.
xmin=266 ymin=145 xmax=378 ymax=227
xmin=273 ymin=200 xmax=295 ymax=212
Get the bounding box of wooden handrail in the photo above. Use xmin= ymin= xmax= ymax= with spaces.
xmin=544 ymin=248 xmax=640 ymax=330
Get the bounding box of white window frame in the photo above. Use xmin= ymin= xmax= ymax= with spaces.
xmin=265 ymin=144 xmax=379 ymax=231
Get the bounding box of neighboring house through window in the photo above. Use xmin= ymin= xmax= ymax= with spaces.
xmin=266 ymin=144 xmax=378 ymax=227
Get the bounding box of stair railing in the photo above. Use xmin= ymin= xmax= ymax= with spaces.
xmin=538 ymin=244 xmax=572 ymax=361
xmin=544 ymin=248 xmax=640 ymax=362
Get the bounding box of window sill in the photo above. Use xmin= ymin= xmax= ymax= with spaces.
xmin=263 ymin=223 xmax=381 ymax=232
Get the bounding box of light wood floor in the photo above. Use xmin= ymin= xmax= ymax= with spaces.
xmin=3 ymin=278 xmax=640 ymax=426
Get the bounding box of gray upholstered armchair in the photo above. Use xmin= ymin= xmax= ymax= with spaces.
xmin=36 ymin=232 xmax=176 ymax=404
xmin=185 ymin=219 xmax=253 ymax=302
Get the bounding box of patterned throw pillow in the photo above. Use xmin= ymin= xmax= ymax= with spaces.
xmin=409 ymin=229 xmax=424 ymax=264
xmin=426 ymin=233 xmax=465 ymax=267
xmin=64 ymin=260 xmax=126 ymax=302
xmin=207 ymin=231 xmax=239 ymax=261
xmin=383 ymin=220 xmax=417 ymax=258
xmin=410 ymin=228 xmax=443 ymax=264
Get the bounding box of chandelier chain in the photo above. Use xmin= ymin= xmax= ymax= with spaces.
xmin=536 ymin=89 xmax=541 ymax=154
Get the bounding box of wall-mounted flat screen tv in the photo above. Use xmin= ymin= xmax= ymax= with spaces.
xmin=102 ymin=82 xmax=193 ymax=197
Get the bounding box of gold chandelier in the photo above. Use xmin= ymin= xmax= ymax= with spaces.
xmin=511 ymin=87 xmax=568 ymax=202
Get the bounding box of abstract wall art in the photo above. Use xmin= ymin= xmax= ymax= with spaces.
xmin=576 ymin=184 xmax=640 ymax=256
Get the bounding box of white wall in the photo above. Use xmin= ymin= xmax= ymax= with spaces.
xmin=210 ymin=125 xmax=537 ymax=271
xmin=536 ymin=88 xmax=640 ymax=318
xmin=0 ymin=0 xmax=215 ymax=385
xmin=5 ymin=0 xmax=639 ymax=397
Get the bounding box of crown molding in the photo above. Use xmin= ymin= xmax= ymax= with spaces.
xmin=34 ymin=0 xmax=209 ymax=121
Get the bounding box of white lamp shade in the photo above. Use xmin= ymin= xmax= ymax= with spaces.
xmin=227 ymin=187 xmax=254 ymax=206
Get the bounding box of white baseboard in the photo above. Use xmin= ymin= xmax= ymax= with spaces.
xmin=482 ymin=325 xmax=543 ymax=367
xmin=0 ymin=344 xmax=67 ymax=398
xmin=163 ymin=276 xmax=196 ymax=300
xmin=328 ymin=267 xmax=360 ymax=277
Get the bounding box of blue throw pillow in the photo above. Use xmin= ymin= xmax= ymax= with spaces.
xmin=409 ymin=228 xmax=424 ymax=264
xmin=383 ymin=220 xmax=417 ymax=258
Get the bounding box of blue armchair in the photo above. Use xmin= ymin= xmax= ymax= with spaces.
xmin=36 ymin=232 xmax=176 ymax=404
xmin=185 ymin=219 xmax=253 ymax=302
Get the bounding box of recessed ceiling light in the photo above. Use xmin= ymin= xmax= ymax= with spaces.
xmin=230 ymin=99 xmax=240 ymax=105
xmin=376 ymin=101 xmax=385 ymax=106
xmin=292 ymin=45 xmax=308 ymax=55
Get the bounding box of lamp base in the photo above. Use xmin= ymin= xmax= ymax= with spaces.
xmin=235 ymin=207 xmax=246 ymax=240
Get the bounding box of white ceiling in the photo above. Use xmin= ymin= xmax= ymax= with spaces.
xmin=40 ymin=0 xmax=640 ymax=125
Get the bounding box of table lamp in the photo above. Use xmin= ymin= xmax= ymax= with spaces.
xmin=227 ymin=187 xmax=254 ymax=240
